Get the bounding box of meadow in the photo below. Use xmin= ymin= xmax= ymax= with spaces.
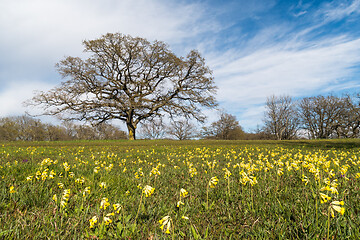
xmin=0 ymin=139 xmax=359 ymax=239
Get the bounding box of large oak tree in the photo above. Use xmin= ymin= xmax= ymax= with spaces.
xmin=28 ymin=33 xmax=217 ymax=140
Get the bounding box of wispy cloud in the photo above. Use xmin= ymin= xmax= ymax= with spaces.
xmin=207 ymin=0 xmax=360 ymax=130
xmin=322 ymin=0 xmax=360 ymax=22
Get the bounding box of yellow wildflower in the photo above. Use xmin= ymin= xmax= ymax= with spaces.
xmin=89 ymin=216 xmax=98 ymax=228
xmin=103 ymin=216 xmax=112 ymax=225
xmin=209 ymin=176 xmax=219 ymax=188
xmin=113 ymin=203 xmax=122 ymax=213
xmin=100 ymin=197 xmax=110 ymax=210
xmin=159 ymin=216 xmax=171 ymax=234
xmin=329 ymin=201 xmax=345 ymax=217
xmin=180 ymin=188 xmax=188 ymax=198
xmin=143 ymin=185 xmax=155 ymax=197
xmin=320 ymin=193 xmax=331 ymax=204
xmin=99 ymin=182 xmax=107 ymax=189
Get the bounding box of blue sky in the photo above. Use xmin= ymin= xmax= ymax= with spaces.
xmin=1 ymin=0 xmax=360 ymax=131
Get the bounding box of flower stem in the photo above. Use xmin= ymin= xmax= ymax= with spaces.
xmin=327 ymin=207 xmax=331 ymax=240
xmin=135 ymin=191 xmax=143 ymax=222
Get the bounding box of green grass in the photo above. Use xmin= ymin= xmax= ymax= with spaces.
xmin=0 ymin=139 xmax=359 ymax=239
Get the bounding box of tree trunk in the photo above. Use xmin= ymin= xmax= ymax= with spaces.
xmin=127 ymin=123 xmax=136 ymax=140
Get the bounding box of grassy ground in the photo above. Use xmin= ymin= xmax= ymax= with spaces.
xmin=0 ymin=139 xmax=359 ymax=239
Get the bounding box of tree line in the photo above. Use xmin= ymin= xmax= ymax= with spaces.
xmin=0 ymin=115 xmax=127 ymax=141
xmin=262 ymin=94 xmax=360 ymax=140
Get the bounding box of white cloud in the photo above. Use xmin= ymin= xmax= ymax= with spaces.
xmin=0 ymin=0 xmax=220 ymax=119
xmin=322 ymin=0 xmax=360 ymax=22
xmin=209 ymin=35 xmax=360 ymax=130
xmin=0 ymin=81 xmax=54 ymax=117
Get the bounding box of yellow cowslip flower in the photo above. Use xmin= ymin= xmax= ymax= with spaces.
xmin=181 ymin=216 xmax=189 ymax=220
xmin=103 ymin=216 xmax=112 ymax=225
xmin=62 ymin=189 xmax=70 ymax=201
xmin=177 ymin=201 xmax=184 ymax=208
xmin=75 ymin=177 xmax=85 ymax=185
xmin=52 ymin=194 xmax=57 ymax=202
xmin=60 ymin=189 xmax=70 ymax=209
xmin=143 ymin=185 xmax=155 ymax=197
xmin=26 ymin=176 xmax=33 ymax=181
xmin=159 ymin=216 xmax=171 ymax=234
xmin=100 ymin=197 xmax=110 ymax=210
xmin=150 ymin=167 xmax=161 ymax=176
xmin=180 ymin=188 xmax=188 ymax=198
xmin=49 ymin=170 xmax=56 ymax=179
xmin=320 ymin=193 xmax=331 ymax=204
xmin=69 ymin=172 xmax=75 ymax=178
xmin=301 ymin=175 xmax=309 ymax=186
xmin=249 ymin=176 xmax=258 ymax=186
xmin=94 ymin=166 xmax=100 ymax=173
xmin=41 ymin=169 xmax=48 ymax=181
xmin=60 ymin=200 xmax=67 ymax=208
xmin=9 ymin=186 xmax=16 ymax=193
xmin=223 ymin=168 xmax=232 ymax=180
xmin=58 ymin=182 xmax=64 ymax=189
xmin=83 ymin=187 xmax=91 ymax=197
xmin=99 ymin=182 xmax=107 ymax=189
xmin=330 ymin=201 xmax=345 ymax=217
xmin=113 ymin=203 xmax=122 ymax=213
xmin=63 ymin=162 xmax=70 ymax=172
xmin=89 ymin=216 xmax=98 ymax=228
xmin=209 ymin=176 xmax=219 ymax=188
xmin=125 ymin=190 xmax=130 ymax=195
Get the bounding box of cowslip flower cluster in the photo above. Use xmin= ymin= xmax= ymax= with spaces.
xmin=159 ymin=216 xmax=171 ymax=234
xmin=223 ymin=168 xmax=232 ymax=180
xmin=329 ymin=201 xmax=345 ymax=217
xmin=100 ymin=197 xmax=110 ymax=210
xmin=177 ymin=188 xmax=188 ymax=208
xmin=60 ymin=189 xmax=70 ymax=209
xmin=9 ymin=186 xmax=16 ymax=194
xmin=89 ymin=216 xmax=98 ymax=228
xmin=209 ymin=176 xmax=219 ymax=188
xmin=143 ymin=185 xmax=155 ymax=197
xmin=320 ymin=193 xmax=332 ymax=204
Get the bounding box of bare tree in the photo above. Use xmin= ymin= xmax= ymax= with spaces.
xmin=263 ymin=95 xmax=299 ymax=140
xmin=27 ymin=33 xmax=217 ymax=140
xmin=332 ymin=94 xmax=360 ymax=138
xmin=202 ymin=112 xmax=244 ymax=140
xmin=298 ymin=95 xmax=346 ymax=139
xmin=167 ymin=119 xmax=196 ymax=140
xmin=139 ymin=119 xmax=166 ymax=139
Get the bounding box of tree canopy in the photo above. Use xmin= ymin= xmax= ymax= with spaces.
xmin=27 ymin=33 xmax=217 ymax=140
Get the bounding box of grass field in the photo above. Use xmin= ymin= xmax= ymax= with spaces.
xmin=0 ymin=139 xmax=360 ymax=239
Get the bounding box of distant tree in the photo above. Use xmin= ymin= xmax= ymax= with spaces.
xmin=27 ymin=33 xmax=217 ymax=140
xmin=15 ymin=115 xmax=47 ymax=141
xmin=298 ymin=95 xmax=346 ymax=139
xmin=46 ymin=125 xmax=71 ymax=141
xmin=263 ymin=95 xmax=299 ymax=140
xmin=0 ymin=117 xmax=19 ymax=141
xmin=139 ymin=119 xmax=166 ymax=139
xmin=95 ymin=123 xmax=128 ymax=140
xmin=332 ymin=94 xmax=360 ymax=138
xmin=202 ymin=112 xmax=244 ymax=140
xmin=167 ymin=119 xmax=197 ymax=140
